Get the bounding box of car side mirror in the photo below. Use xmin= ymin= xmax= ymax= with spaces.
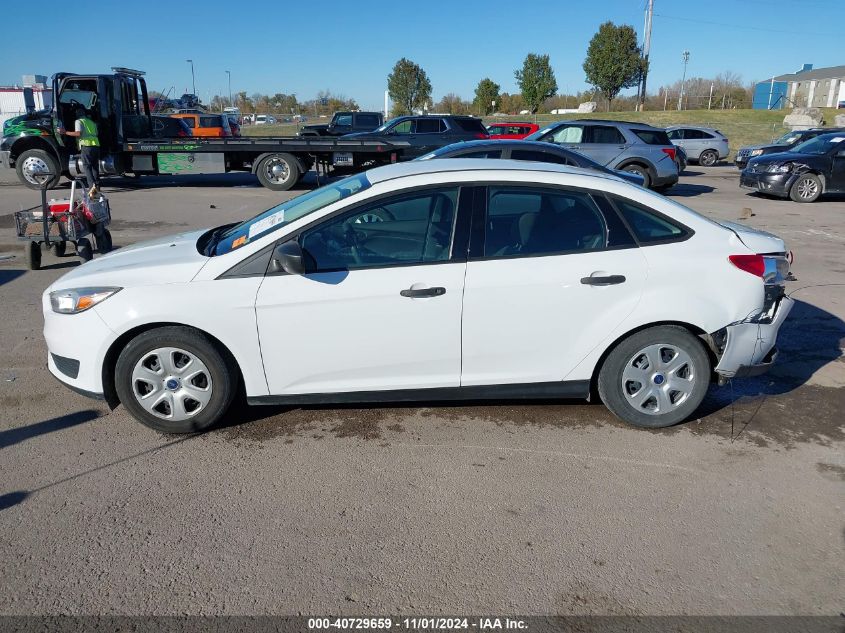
xmin=271 ymin=240 xmax=306 ymax=275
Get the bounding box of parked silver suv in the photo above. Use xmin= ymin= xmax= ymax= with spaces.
xmin=526 ymin=120 xmax=679 ymax=190
xmin=666 ymin=126 xmax=729 ymax=166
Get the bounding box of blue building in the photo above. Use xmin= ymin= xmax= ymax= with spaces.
xmin=753 ymin=64 xmax=845 ymax=109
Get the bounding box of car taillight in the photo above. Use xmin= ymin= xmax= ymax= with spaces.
xmin=475 ymin=133 xmax=490 ymax=139
xmin=729 ymin=254 xmax=765 ymax=277
xmin=661 ymin=147 xmax=676 ymax=160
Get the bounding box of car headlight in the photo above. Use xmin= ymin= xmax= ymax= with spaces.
xmin=766 ymin=163 xmax=793 ymax=173
xmin=750 ymin=149 xmax=764 ymax=157
xmin=49 ymin=287 xmax=121 ymax=314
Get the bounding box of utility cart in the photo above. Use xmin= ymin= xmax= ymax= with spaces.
xmin=14 ymin=178 xmax=113 ymax=270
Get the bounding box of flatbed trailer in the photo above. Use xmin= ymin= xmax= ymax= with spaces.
xmin=0 ymin=68 xmax=409 ymax=191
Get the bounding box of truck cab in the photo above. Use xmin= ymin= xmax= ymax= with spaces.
xmin=1 ymin=67 xmax=149 ymax=189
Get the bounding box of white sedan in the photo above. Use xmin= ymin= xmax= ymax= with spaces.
xmin=43 ymin=160 xmax=794 ymax=433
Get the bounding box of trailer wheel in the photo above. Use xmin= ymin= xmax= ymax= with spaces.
xmin=25 ymin=241 xmax=42 ymax=270
xmin=96 ymin=229 xmax=113 ymax=254
xmin=16 ymin=149 xmax=61 ymax=190
xmin=256 ymin=153 xmax=300 ymax=191
xmin=51 ymin=241 xmax=67 ymax=257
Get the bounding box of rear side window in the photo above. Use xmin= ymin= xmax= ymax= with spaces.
xmin=588 ymin=125 xmax=626 ymax=144
xmin=181 ymin=117 xmax=195 ymax=128
xmin=453 ymin=118 xmax=487 ymax=133
xmin=510 ymin=149 xmax=572 ymax=165
xmin=612 ymin=196 xmax=688 ymax=244
xmin=200 ymin=116 xmax=222 ymax=128
xmin=632 ymin=129 xmax=671 ymax=145
xmin=416 ymin=118 xmax=444 ymax=134
xmin=356 ymin=114 xmax=381 ymax=127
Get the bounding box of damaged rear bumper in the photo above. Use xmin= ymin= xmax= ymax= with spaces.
xmin=713 ymin=296 xmax=795 ymax=379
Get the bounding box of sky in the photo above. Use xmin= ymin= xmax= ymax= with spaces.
xmin=2 ymin=0 xmax=844 ymax=111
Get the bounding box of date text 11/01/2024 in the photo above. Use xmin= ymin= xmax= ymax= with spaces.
xmin=307 ymin=617 xmax=528 ymax=630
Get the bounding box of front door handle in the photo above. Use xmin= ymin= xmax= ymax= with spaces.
xmin=400 ymin=286 xmax=446 ymax=298
xmin=580 ymin=275 xmax=626 ymax=286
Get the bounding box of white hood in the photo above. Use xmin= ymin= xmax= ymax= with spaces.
xmin=50 ymin=229 xmax=211 ymax=291
xmin=717 ymin=220 xmax=787 ymax=254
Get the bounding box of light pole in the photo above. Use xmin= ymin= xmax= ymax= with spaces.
xmin=677 ymin=50 xmax=689 ymax=111
xmin=225 ymin=70 xmax=232 ymax=108
xmin=186 ymin=59 xmax=196 ymax=95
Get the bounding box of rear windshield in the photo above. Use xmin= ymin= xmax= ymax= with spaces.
xmin=453 ymin=118 xmax=487 ymax=133
xmin=632 ymin=129 xmax=671 ymax=145
xmin=210 ymin=173 xmax=372 ymax=255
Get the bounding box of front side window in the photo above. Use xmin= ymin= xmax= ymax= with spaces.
xmin=546 ymin=125 xmax=583 ymax=144
xmin=211 ymin=173 xmax=371 ymax=255
xmin=789 ymin=135 xmax=845 ymax=155
xmin=390 ymin=119 xmax=414 ymax=134
xmin=300 ymin=187 xmax=459 ymax=271
xmin=667 ymin=129 xmax=682 ymax=140
xmin=334 ymin=114 xmax=353 ymax=126
xmin=510 ymin=149 xmax=571 ymax=165
xmin=486 ymin=125 xmax=506 ymax=135
xmin=483 ymin=187 xmax=607 ymax=257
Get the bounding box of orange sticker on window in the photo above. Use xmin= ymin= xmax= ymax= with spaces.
xmin=232 ymin=236 xmax=247 ymax=248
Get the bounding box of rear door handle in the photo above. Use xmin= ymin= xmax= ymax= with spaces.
xmin=400 ymin=286 xmax=446 ymax=298
xmin=580 ymin=275 xmax=626 ymax=286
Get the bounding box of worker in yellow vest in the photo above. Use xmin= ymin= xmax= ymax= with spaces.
xmin=61 ymin=106 xmax=100 ymax=197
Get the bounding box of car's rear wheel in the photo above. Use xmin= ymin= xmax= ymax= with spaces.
xmin=699 ymin=150 xmax=718 ymax=166
xmin=789 ymin=173 xmax=822 ymax=203
xmin=598 ymin=326 xmax=711 ymax=428
xmin=622 ymin=164 xmax=651 ymax=189
xmin=115 ymin=326 xmax=237 ymax=433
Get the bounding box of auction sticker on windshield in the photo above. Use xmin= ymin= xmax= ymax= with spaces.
xmin=248 ymin=211 xmax=285 ymax=239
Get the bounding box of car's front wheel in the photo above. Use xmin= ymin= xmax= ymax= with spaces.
xmin=115 ymin=326 xmax=237 ymax=433
xmin=598 ymin=326 xmax=711 ymax=428
xmin=789 ymin=173 xmax=822 ymax=203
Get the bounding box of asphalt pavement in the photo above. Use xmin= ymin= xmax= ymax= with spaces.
xmin=0 ymin=166 xmax=843 ymax=616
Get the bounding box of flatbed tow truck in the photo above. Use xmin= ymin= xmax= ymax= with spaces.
xmin=1 ymin=68 xmax=408 ymax=191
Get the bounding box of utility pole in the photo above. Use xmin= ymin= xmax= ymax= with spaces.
xmin=225 ymin=70 xmax=232 ymax=109
xmin=708 ymin=82 xmax=714 ymax=110
xmin=638 ymin=0 xmax=653 ymax=111
xmin=677 ymin=50 xmax=689 ymax=111
xmin=186 ymin=59 xmax=196 ymax=95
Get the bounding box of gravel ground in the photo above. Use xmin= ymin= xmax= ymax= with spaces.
xmin=0 ymin=165 xmax=842 ymax=616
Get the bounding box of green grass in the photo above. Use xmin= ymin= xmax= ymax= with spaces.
xmin=242 ymin=108 xmax=842 ymax=160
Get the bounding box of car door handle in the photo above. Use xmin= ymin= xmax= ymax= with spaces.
xmin=580 ymin=275 xmax=626 ymax=286
xmin=400 ymin=286 xmax=446 ymax=298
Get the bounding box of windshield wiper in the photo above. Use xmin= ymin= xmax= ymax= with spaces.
xmin=203 ymin=225 xmax=231 ymax=256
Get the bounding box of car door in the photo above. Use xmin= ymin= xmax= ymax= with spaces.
xmin=830 ymin=140 xmax=845 ymax=191
xmin=408 ymin=117 xmax=446 ymax=157
xmin=461 ymin=184 xmax=648 ymax=386
xmin=254 ymin=185 xmax=469 ymax=395
xmin=543 ymin=123 xmax=585 ymax=154
xmin=576 ymin=125 xmax=629 ymax=166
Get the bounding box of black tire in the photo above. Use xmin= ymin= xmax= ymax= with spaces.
xmin=24 ymin=241 xmax=41 ymax=270
xmin=597 ymin=325 xmax=711 ymax=428
xmin=255 ymin=153 xmax=301 ymax=191
xmin=789 ymin=173 xmax=822 ymax=203
xmin=622 ymin=164 xmax=651 ymax=189
xmin=15 ymin=149 xmax=61 ymax=190
xmin=115 ymin=326 xmax=237 ymax=433
xmin=76 ymin=238 xmax=93 ymax=262
xmin=96 ymin=229 xmax=113 ymax=254
xmin=51 ymin=241 xmax=67 ymax=257
xmin=699 ymin=150 xmax=718 ymax=167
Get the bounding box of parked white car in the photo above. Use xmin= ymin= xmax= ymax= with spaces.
xmin=43 ymin=160 xmax=793 ymax=433
xmin=254 ymin=114 xmax=277 ymax=125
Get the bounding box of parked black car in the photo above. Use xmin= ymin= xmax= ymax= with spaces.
xmin=417 ymin=140 xmax=645 ymax=186
xmin=735 ymin=127 xmax=845 ymax=169
xmin=342 ymin=115 xmax=489 ymax=160
xmin=298 ymin=111 xmax=384 ymax=137
xmin=740 ymin=132 xmax=845 ymax=202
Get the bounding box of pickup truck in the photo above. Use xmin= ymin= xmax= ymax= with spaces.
xmin=0 ymin=68 xmax=408 ymax=191
xmin=298 ymin=111 xmax=384 ymax=137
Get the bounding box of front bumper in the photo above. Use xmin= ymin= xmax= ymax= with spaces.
xmin=714 ymin=296 xmax=795 ymax=379
xmin=739 ymin=169 xmax=794 ymax=197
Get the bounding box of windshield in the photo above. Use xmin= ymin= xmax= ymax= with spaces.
xmin=373 ymin=117 xmax=404 ymax=133
xmin=773 ymin=132 xmax=802 ymax=145
xmin=59 ymin=89 xmax=97 ymax=109
xmin=789 ymin=134 xmax=845 ymax=155
xmin=211 ymin=173 xmax=371 ymax=255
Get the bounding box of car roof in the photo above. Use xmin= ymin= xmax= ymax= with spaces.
xmin=435 ymin=139 xmax=564 ymax=151
xmin=665 ymin=125 xmax=721 ymax=132
xmin=553 ymin=119 xmax=662 ymax=129
xmin=365 ymin=157 xmax=616 ymax=185
xmin=488 ymin=121 xmax=537 ymax=126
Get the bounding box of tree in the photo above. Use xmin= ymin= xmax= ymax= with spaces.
xmin=387 ymin=58 xmax=433 ymax=116
xmin=434 ymin=93 xmax=470 ymax=114
xmin=582 ymin=21 xmax=643 ymax=111
xmin=473 ymin=78 xmax=500 ymax=115
xmin=514 ymin=54 xmax=557 ymax=114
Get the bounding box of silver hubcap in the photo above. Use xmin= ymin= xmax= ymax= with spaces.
xmin=264 ymin=158 xmax=290 ymax=184
xmin=131 ymin=347 xmax=212 ymax=421
xmin=701 ymin=152 xmax=716 ymax=166
xmin=796 ymin=178 xmax=818 ymax=199
xmin=622 ymin=344 xmax=696 ymax=416
xmin=22 ymin=156 xmax=50 ymax=185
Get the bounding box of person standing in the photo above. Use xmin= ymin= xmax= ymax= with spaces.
xmin=62 ymin=106 xmax=100 ymax=197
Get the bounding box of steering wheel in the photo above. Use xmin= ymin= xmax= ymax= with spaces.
xmin=352 ymin=207 xmax=394 ymax=224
